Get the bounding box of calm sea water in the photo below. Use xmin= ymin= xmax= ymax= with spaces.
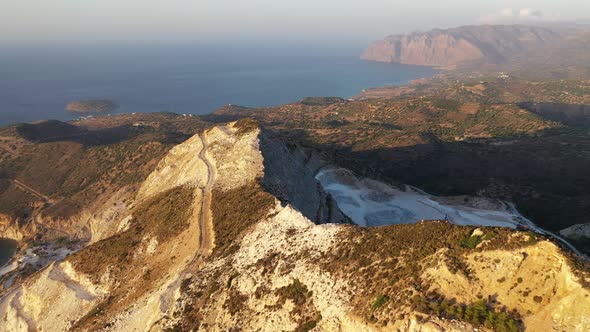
xmin=0 ymin=238 xmax=17 ymax=267
xmin=0 ymin=43 xmax=437 ymax=126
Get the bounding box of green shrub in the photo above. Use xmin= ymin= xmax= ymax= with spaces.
xmin=234 ymin=118 xmax=260 ymax=136
xmin=277 ymin=279 xmax=311 ymax=306
xmin=411 ymin=294 xmax=521 ymax=332
xmin=300 ymin=97 xmax=346 ymax=106
xmin=432 ymin=99 xmax=462 ymax=111
xmin=372 ymin=294 xmax=389 ymax=310
xmin=460 ymin=235 xmax=482 ymax=249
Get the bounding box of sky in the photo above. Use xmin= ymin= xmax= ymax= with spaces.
xmin=1 ymin=0 xmax=589 ymax=44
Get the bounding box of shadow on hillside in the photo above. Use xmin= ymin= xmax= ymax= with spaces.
xmin=15 ymin=120 xmax=148 ymax=146
xmin=203 ymin=101 xmax=590 ymax=237
xmin=200 ymin=112 xmax=247 ymax=124
xmin=517 ymin=102 xmax=590 ymax=128
xmin=260 ymin=126 xmax=590 ymax=237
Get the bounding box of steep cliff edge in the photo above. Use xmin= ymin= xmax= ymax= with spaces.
xmin=0 ymin=121 xmax=588 ymax=331
xmin=362 ymin=25 xmax=561 ymax=67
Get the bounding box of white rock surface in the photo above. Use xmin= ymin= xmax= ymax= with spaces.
xmin=560 ymin=224 xmax=590 ymax=238
xmin=317 ymin=167 xmax=528 ymax=228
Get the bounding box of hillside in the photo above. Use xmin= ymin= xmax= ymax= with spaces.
xmin=213 ymin=89 xmax=590 ymax=257
xmin=0 ymin=113 xmax=209 ymax=243
xmin=362 ymin=25 xmax=561 ymax=67
xmin=0 ymin=121 xmax=588 ymax=331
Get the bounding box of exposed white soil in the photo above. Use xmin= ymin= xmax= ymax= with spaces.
xmin=0 ymin=243 xmax=81 ymax=290
xmin=316 ymin=167 xmax=526 ymax=228
xmin=0 ymin=261 xmax=108 ymax=331
xmin=105 ymin=130 xmax=220 ymax=332
xmin=316 ymin=167 xmax=587 ymax=258
xmin=206 ymin=124 xmax=264 ymax=191
xmin=136 ymin=133 xmax=208 ymax=201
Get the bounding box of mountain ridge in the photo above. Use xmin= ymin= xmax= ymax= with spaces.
xmin=362 ymin=25 xmax=562 ymax=67
xmin=1 ymin=120 xmax=589 ymax=331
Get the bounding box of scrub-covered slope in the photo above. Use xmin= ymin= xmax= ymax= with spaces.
xmin=0 ymin=121 xmax=589 ymax=332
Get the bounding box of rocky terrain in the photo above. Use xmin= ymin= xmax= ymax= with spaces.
xmin=0 ymin=119 xmax=588 ymax=331
xmin=362 ymin=25 xmax=561 ymax=68
xmin=66 ymin=100 xmax=119 ymax=114
xmin=1 ymin=27 xmax=590 ymax=328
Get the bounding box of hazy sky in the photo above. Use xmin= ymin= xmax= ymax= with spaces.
xmin=1 ymin=0 xmax=589 ymax=44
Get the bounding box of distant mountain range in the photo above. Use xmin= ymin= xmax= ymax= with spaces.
xmin=362 ymin=25 xmax=562 ymax=67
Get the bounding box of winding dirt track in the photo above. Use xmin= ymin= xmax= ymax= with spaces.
xmin=0 ymin=132 xmax=219 ymax=329
xmin=155 ymin=132 xmax=217 ymax=319
xmin=197 ymin=132 xmax=215 ymax=255
xmin=4 ymin=179 xmax=51 ymax=203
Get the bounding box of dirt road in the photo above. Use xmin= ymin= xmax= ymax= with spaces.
xmin=197 ymin=132 xmax=215 ymax=255
xmin=0 ymin=179 xmax=53 ymax=204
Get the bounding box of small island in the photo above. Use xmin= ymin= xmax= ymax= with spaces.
xmin=66 ymin=99 xmax=119 ymax=114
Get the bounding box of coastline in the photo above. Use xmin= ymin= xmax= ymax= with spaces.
xmin=0 ymin=51 xmax=438 ymax=127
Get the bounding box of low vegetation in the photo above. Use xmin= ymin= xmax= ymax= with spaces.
xmin=0 ymin=113 xmax=210 ymax=226
xmin=371 ymin=294 xmax=389 ymax=310
xmin=69 ymin=185 xmax=194 ymax=278
xmin=211 ymin=182 xmax=275 ymax=256
xmin=320 ymin=221 xmax=551 ymax=326
xmin=276 ymin=278 xmax=311 ymax=306
xmin=411 ymin=293 xmax=521 ymax=332
xmin=275 ymin=279 xmax=321 ymax=332
xmin=68 ymin=185 xmax=194 ymax=330
xmin=213 ymin=78 xmax=590 ymax=251
xmin=234 ymin=118 xmax=260 ymax=136
xmin=460 ymin=234 xmax=483 ymax=249
xmin=300 ymin=97 xmax=347 ymax=106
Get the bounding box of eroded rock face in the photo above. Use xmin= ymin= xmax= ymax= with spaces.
xmin=259 ymin=132 xmax=349 ymax=224
xmin=362 ymin=25 xmax=561 ymax=67
xmin=0 ymin=214 xmax=24 ymax=241
xmin=363 ymin=33 xmax=485 ymax=67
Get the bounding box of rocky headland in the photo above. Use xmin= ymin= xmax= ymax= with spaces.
xmin=362 ymin=25 xmax=561 ymax=67
xmin=66 ymin=99 xmax=119 ymax=114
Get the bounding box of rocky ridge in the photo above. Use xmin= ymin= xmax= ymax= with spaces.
xmin=0 ymin=121 xmax=588 ymax=331
xmin=362 ymin=25 xmax=561 ymax=67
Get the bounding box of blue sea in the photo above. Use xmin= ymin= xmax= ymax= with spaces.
xmin=0 ymin=238 xmax=17 ymax=267
xmin=0 ymin=43 xmax=437 ymax=126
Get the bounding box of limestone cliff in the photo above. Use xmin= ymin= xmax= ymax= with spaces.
xmin=362 ymin=25 xmax=561 ymax=67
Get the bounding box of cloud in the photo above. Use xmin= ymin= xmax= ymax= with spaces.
xmin=501 ymin=8 xmax=514 ymax=18
xmin=518 ymin=8 xmax=543 ymax=19
xmin=518 ymin=8 xmax=532 ymax=18
xmin=479 ymin=8 xmax=546 ymax=24
xmin=531 ymin=9 xmax=544 ymax=19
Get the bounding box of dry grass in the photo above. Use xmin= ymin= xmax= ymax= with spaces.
xmin=234 ymin=118 xmax=260 ymax=136
xmin=69 ymin=185 xmax=194 ymax=279
xmin=319 ymin=221 xmax=546 ymax=324
xmin=68 ymin=185 xmax=195 ymax=330
xmin=211 ymin=182 xmax=275 ymax=256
